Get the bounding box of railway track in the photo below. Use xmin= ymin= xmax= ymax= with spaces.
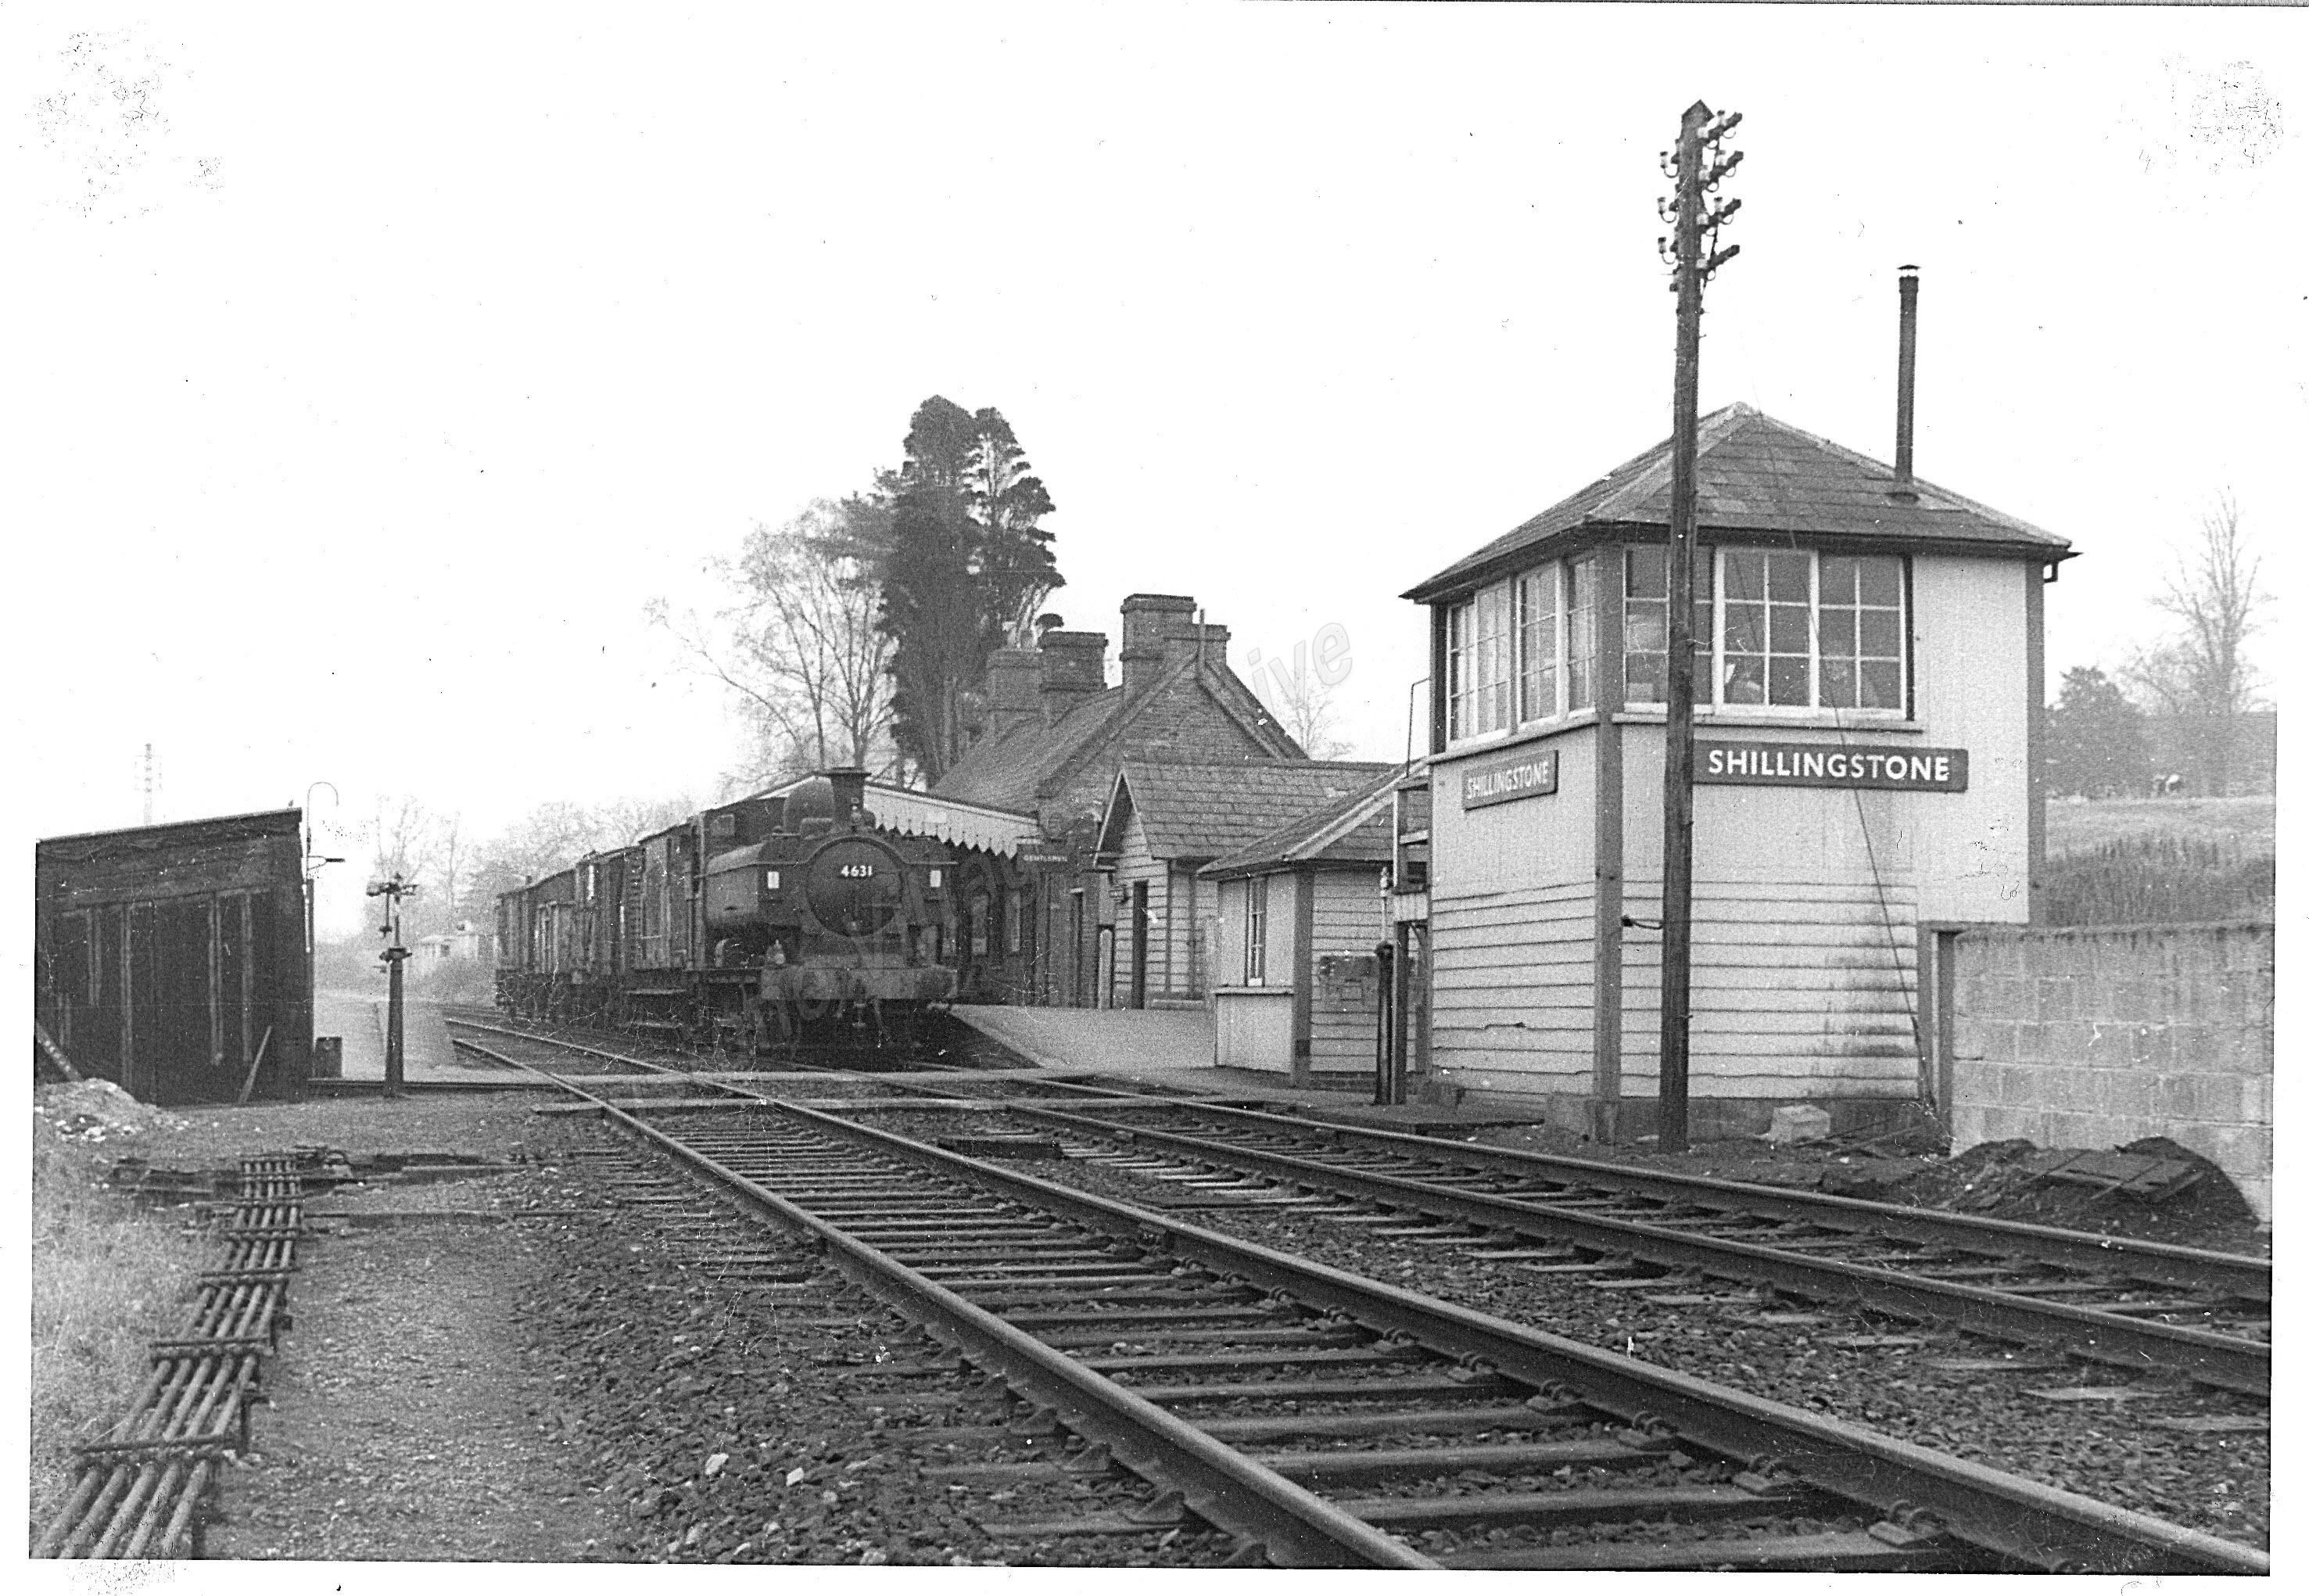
xmin=449 ymin=1017 xmax=2271 ymax=1396
xmin=996 ymin=1099 xmax=2272 ymax=1396
xmin=36 ymin=1154 xmax=307 ymax=1559
xmin=457 ymin=1028 xmax=2264 ymax=1573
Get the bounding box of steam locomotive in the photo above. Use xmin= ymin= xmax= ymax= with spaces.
xmin=495 ymin=769 xmax=959 ymax=1053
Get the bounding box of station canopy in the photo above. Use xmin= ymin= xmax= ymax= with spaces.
xmin=758 ymin=775 xmax=1043 ymax=859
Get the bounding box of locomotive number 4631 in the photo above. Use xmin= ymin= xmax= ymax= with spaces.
xmin=836 ymin=863 xmax=878 ymax=879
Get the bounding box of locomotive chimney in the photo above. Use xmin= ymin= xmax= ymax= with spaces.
xmin=826 ymin=768 xmax=868 ymax=827
xmin=1891 ymin=265 xmax=1919 ymax=502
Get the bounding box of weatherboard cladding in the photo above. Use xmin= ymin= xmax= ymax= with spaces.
xmin=1111 ymin=759 xmax=1395 ymax=865
xmin=1404 ymin=402 xmax=2071 ymax=604
xmin=1309 ymin=873 xmax=1387 ymax=1068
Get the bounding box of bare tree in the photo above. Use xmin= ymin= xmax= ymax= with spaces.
xmin=2121 ymin=492 xmax=2271 ymax=794
xmin=364 ymin=797 xmax=482 ymax=940
xmin=436 ymin=812 xmax=464 ymax=927
xmin=652 ymin=499 xmax=899 ymax=786
xmin=463 ymin=797 xmax=691 ymax=916
xmin=368 ymin=794 xmax=436 ymax=884
xmin=1255 ymin=658 xmax=1353 ymax=759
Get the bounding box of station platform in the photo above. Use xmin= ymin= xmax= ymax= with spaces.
xmin=948 ymin=1004 xmax=1216 ymax=1077
xmin=946 ymin=1004 xmax=1545 ymax=1135
xmin=313 ymin=989 xmax=507 ymax=1087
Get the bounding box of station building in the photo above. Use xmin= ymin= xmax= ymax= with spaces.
xmin=1400 ymin=400 xmax=2071 ymax=1139
xmin=1092 ymin=756 xmax=1390 ymax=1011
xmin=1199 ymin=767 xmax=1400 ymax=1081
xmin=933 ymin=593 xmax=1310 ymax=1006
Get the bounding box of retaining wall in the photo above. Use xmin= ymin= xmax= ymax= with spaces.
xmin=1952 ymin=922 xmax=2273 ymax=1220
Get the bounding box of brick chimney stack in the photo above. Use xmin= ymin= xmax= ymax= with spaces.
xmin=983 ymin=648 xmax=1042 ymax=740
xmin=1119 ymin=594 xmax=1229 ymax=699
xmin=1036 ymin=631 xmax=1109 ymax=724
xmin=1120 ymin=594 xmax=1195 ymax=699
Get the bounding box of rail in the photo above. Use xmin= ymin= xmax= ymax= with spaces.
xmin=35 ymin=1155 xmax=307 ymax=1559
xmin=461 ymin=1031 xmax=2266 ymax=1573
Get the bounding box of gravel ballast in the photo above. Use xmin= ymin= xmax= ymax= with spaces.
xmin=47 ymin=1085 xmax=2264 ymax=1562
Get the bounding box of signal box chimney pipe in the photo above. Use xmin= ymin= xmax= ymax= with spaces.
xmin=1894 ymin=266 xmax=1920 ymax=495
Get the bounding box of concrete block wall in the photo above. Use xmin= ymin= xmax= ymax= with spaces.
xmin=1951 ymin=922 xmax=2273 ymax=1219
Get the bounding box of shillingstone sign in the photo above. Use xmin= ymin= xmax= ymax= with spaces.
xmin=1696 ymin=741 xmax=1968 ymax=792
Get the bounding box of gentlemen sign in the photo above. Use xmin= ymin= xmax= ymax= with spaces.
xmin=1461 ymin=747 xmax=1560 ymax=809
xmin=1698 ymin=742 xmax=1969 ymax=792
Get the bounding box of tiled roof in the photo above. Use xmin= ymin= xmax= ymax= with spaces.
xmin=1404 ymin=402 xmax=2071 ymax=603
xmin=1201 ymin=766 xmax=1400 ymax=877
xmin=1103 ymin=759 xmax=1395 ymax=864
xmin=933 ymin=687 xmax=1128 ymax=813
xmin=933 ymin=652 xmax=1305 ymax=815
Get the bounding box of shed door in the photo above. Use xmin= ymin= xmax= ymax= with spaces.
xmin=131 ymin=898 xmax=225 ymax=1105
xmin=83 ymin=906 xmax=127 ymax=1085
xmin=217 ymin=893 xmax=249 ymax=1092
xmin=244 ymin=891 xmax=285 ymax=1098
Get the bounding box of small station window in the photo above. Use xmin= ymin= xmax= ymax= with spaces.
xmin=1245 ymin=877 xmax=1269 ymax=985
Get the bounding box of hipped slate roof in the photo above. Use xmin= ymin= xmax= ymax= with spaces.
xmin=1201 ymin=766 xmax=1400 ymax=878
xmin=1404 ymin=402 xmax=2072 ymax=604
xmin=1098 ymin=759 xmax=1394 ymax=866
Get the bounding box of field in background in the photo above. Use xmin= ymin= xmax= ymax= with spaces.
xmin=2041 ymin=797 xmax=2276 ymax=926
xmin=2044 ymin=796 xmax=2276 ymax=859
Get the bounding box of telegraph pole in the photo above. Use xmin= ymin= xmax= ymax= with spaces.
xmin=369 ymin=872 xmax=418 ymax=1098
xmin=1657 ymin=102 xmax=1742 ymax=1153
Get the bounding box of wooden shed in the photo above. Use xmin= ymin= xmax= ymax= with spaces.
xmin=1092 ymin=758 xmax=1391 ymax=1010
xmin=1201 ymin=769 xmax=1400 ymax=1085
xmin=1401 ymin=401 xmax=2072 ymax=1139
xmin=34 ymin=809 xmax=312 ymax=1105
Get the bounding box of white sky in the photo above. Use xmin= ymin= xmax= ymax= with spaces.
xmin=7 ymin=3 xmax=2302 ymax=939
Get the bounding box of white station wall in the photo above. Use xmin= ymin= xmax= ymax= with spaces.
xmin=1422 ymin=550 xmax=2037 ymax=1105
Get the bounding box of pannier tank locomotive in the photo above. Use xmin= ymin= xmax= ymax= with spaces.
xmin=495 ymin=769 xmax=959 ymax=1053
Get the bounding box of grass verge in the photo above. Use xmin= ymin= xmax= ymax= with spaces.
xmin=28 ymin=1119 xmax=201 ymax=1540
